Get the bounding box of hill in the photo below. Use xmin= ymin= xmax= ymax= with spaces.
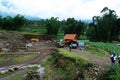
xmin=0 ymin=31 xmax=25 ymax=52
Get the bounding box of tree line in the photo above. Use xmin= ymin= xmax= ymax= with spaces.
xmin=0 ymin=7 xmax=120 ymax=42
xmin=0 ymin=14 xmax=26 ymax=30
xmin=88 ymin=7 xmax=120 ymax=42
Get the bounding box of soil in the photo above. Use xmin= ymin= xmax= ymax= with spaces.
xmin=0 ymin=40 xmax=55 ymax=67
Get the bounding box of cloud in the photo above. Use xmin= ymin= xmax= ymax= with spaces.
xmin=0 ymin=0 xmax=120 ymax=20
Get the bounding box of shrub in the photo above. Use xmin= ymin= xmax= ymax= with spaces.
xmin=98 ymin=65 xmax=120 ymax=80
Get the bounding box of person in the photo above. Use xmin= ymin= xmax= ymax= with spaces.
xmin=110 ymin=52 xmax=117 ymax=65
xmin=69 ymin=43 xmax=72 ymax=52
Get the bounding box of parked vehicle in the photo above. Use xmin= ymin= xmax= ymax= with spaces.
xmin=68 ymin=40 xmax=78 ymax=49
xmin=55 ymin=42 xmax=65 ymax=48
xmin=71 ymin=43 xmax=78 ymax=49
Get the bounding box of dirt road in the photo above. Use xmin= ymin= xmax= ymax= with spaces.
xmin=64 ymin=47 xmax=111 ymax=68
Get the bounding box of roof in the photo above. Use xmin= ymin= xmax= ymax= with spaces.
xmin=64 ymin=34 xmax=78 ymax=40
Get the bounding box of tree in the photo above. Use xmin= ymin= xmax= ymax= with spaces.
xmin=0 ymin=14 xmax=26 ymax=30
xmin=45 ymin=17 xmax=60 ymax=36
xmin=115 ymin=18 xmax=120 ymax=40
xmin=88 ymin=7 xmax=119 ymax=42
xmin=0 ymin=16 xmax=2 ymax=29
xmin=12 ymin=14 xmax=26 ymax=30
xmin=63 ymin=18 xmax=86 ymax=36
xmin=101 ymin=7 xmax=117 ymax=41
xmin=1 ymin=16 xmax=13 ymax=30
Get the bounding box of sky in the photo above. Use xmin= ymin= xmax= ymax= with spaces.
xmin=0 ymin=0 xmax=120 ymax=20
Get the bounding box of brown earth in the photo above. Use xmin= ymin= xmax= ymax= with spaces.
xmin=0 ymin=40 xmax=55 ymax=67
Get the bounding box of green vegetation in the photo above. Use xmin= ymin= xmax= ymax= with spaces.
xmin=0 ymin=7 xmax=120 ymax=42
xmin=84 ymin=46 xmax=108 ymax=56
xmin=42 ymin=49 xmax=89 ymax=80
xmin=63 ymin=18 xmax=86 ymax=36
xmin=0 ymin=57 xmax=5 ymax=62
xmin=0 ymin=7 xmax=120 ymax=80
xmin=88 ymin=7 xmax=120 ymax=42
xmin=28 ymin=65 xmax=39 ymax=71
xmin=79 ymin=35 xmax=88 ymax=40
xmin=0 ymin=54 xmax=6 ymax=62
xmin=20 ymin=31 xmax=42 ymax=35
xmin=98 ymin=65 xmax=120 ymax=80
xmin=56 ymin=32 xmax=64 ymax=40
xmin=0 ymin=54 xmax=10 ymax=62
xmin=87 ymin=42 xmax=120 ymax=55
xmin=0 ymin=54 xmax=37 ymax=63
xmin=45 ymin=17 xmax=60 ymax=36
xmin=20 ymin=20 xmax=46 ymax=34
xmin=12 ymin=54 xmax=37 ymax=63
xmin=0 ymin=14 xmax=26 ymax=30
xmin=0 ymin=71 xmax=15 ymax=78
xmin=59 ymin=49 xmax=88 ymax=61
xmin=7 ymin=74 xmax=25 ymax=80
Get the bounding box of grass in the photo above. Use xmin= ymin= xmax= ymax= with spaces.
xmin=20 ymin=26 xmax=46 ymax=35
xmin=0 ymin=54 xmax=38 ymax=63
xmin=7 ymin=74 xmax=25 ymax=80
xmin=98 ymin=65 xmax=120 ymax=80
xmin=28 ymin=65 xmax=39 ymax=71
xmin=0 ymin=57 xmax=5 ymax=62
xmin=12 ymin=54 xmax=37 ymax=63
xmin=59 ymin=49 xmax=88 ymax=61
xmin=20 ymin=31 xmax=43 ymax=35
xmin=0 ymin=54 xmax=10 ymax=62
xmin=84 ymin=45 xmax=109 ymax=57
xmin=86 ymin=42 xmax=120 ymax=56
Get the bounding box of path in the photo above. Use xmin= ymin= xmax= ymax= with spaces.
xmin=64 ymin=47 xmax=111 ymax=68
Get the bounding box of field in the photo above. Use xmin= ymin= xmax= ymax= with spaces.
xmin=87 ymin=42 xmax=120 ymax=55
xmin=0 ymin=31 xmax=120 ymax=80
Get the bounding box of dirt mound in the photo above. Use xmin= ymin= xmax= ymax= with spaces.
xmin=0 ymin=31 xmax=25 ymax=52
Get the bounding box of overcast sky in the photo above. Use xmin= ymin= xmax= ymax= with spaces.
xmin=0 ymin=0 xmax=120 ymax=20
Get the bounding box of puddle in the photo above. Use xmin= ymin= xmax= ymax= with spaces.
xmin=37 ymin=65 xmax=45 ymax=80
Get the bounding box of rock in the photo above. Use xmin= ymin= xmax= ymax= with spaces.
xmin=8 ymin=67 xmax=15 ymax=72
xmin=26 ymin=71 xmax=40 ymax=80
xmin=0 ymin=71 xmax=7 ymax=75
xmin=0 ymin=68 xmax=8 ymax=75
xmin=2 ymin=48 xmax=10 ymax=52
xmin=86 ymin=64 xmax=102 ymax=79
